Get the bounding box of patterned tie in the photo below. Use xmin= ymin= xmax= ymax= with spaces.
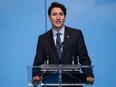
xmin=56 ymin=32 xmax=61 ymax=59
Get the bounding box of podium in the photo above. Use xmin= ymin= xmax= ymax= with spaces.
xmin=27 ymin=64 xmax=93 ymax=87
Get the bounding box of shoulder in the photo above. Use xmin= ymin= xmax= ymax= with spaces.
xmin=38 ymin=29 xmax=52 ymax=39
xmin=65 ymin=26 xmax=82 ymax=34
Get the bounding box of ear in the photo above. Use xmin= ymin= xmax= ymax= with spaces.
xmin=48 ymin=16 xmax=51 ymax=21
xmin=64 ymin=16 xmax=66 ymax=22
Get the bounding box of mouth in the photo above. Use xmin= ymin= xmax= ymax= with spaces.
xmin=55 ymin=21 xmax=61 ymax=25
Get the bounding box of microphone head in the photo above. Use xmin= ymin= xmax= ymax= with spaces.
xmin=62 ymin=42 xmax=64 ymax=45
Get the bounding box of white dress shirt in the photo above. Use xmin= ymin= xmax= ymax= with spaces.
xmin=52 ymin=26 xmax=65 ymax=50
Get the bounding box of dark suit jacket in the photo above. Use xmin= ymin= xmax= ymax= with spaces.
xmin=33 ymin=26 xmax=93 ymax=77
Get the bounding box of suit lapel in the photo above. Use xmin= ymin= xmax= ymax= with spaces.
xmin=61 ymin=26 xmax=71 ymax=62
xmin=46 ymin=30 xmax=60 ymax=61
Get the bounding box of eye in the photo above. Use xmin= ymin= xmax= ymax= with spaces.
xmin=52 ymin=13 xmax=57 ymax=16
xmin=59 ymin=12 xmax=64 ymax=16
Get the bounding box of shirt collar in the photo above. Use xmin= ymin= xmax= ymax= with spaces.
xmin=52 ymin=26 xmax=65 ymax=36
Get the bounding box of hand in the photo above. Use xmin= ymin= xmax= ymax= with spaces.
xmin=86 ymin=77 xmax=94 ymax=83
xmin=32 ymin=76 xmax=43 ymax=84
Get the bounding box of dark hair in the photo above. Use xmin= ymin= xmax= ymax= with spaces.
xmin=48 ymin=2 xmax=66 ymax=16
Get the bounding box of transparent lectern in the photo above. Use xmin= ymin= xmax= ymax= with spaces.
xmin=27 ymin=64 xmax=93 ymax=87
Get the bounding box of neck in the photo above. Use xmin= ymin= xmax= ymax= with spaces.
xmin=52 ymin=25 xmax=64 ymax=31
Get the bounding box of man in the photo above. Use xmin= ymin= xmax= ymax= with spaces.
xmin=32 ymin=2 xmax=94 ymax=87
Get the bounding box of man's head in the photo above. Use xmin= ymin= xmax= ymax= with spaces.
xmin=48 ymin=2 xmax=66 ymax=17
xmin=48 ymin=2 xmax=67 ymax=30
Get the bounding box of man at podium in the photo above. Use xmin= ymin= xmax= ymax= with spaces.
xmin=32 ymin=2 xmax=94 ymax=87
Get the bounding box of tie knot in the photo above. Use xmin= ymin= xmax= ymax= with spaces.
xmin=56 ymin=32 xmax=61 ymax=37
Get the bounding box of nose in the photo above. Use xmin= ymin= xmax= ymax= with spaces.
xmin=56 ymin=15 xmax=60 ymax=20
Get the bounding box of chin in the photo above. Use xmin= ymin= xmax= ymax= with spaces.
xmin=56 ymin=25 xmax=62 ymax=28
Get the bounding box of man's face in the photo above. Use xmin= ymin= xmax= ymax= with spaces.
xmin=49 ymin=7 xmax=65 ymax=30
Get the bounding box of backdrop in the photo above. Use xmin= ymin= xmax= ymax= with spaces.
xmin=0 ymin=0 xmax=116 ymax=87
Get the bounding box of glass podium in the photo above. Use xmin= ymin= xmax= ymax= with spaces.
xmin=27 ymin=64 xmax=93 ymax=87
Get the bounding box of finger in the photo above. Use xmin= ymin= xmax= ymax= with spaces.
xmin=87 ymin=77 xmax=94 ymax=82
xmin=32 ymin=76 xmax=41 ymax=81
xmin=35 ymin=76 xmax=40 ymax=80
xmin=40 ymin=76 xmax=43 ymax=80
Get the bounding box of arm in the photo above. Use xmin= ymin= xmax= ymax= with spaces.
xmin=32 ymin=36 xmax=45 ymax=84
xmin=77 ymin=30 xmax=94 ymax=83
xmin=33 ymin=35 xmax=45 ymax=66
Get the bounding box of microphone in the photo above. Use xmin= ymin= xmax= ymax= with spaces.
xmin=72 ymin=55 xmax=74 ymax=65
xmin=46 ymin=55 xmax=49 ymax=64
xmin=60 ymin=42 xmax=64 ymax=48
